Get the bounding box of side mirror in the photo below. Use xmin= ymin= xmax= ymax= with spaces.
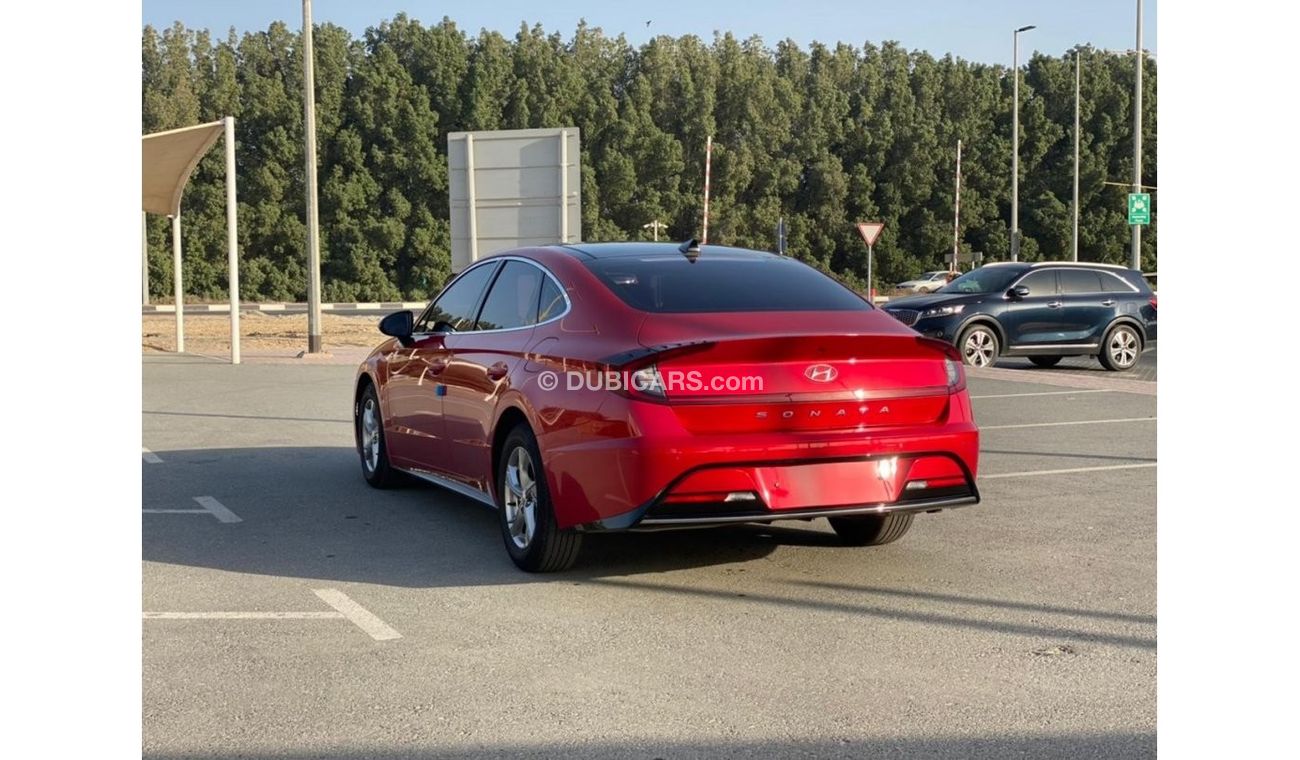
xmin=378 ymin=310 xmax=414 ymax=345
xmin=1007 ymin=285 xmax=1031 ymax=299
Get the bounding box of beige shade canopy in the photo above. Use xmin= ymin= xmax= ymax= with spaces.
xmin=142 ymin=120 xmax=224 ymax=216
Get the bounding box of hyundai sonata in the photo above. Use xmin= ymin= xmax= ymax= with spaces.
xmin=354 ymin=242 xmax=980 ymax=571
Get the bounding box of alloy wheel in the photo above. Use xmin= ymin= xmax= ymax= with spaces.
xmin=503 ymin=446 xmax=538 ymax=550
xmin=963 ymin=329 xmax=996 ymax=368
xmin=361 ymin=398 xmax=381 ymax=473
xmin=1109 ymin=328 xmax=1139 ymax=368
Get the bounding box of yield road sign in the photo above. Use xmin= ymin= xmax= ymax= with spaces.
xmin=856 ymin=222 xmax=885 ymax=246
xmin=1128 ymin=193 xmax=1151 ymax=225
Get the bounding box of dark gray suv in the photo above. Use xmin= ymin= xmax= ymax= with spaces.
xmin=882 ymin=262 xmax=1157 ymax=371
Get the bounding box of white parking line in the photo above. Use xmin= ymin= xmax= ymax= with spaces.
xmin=193 ymin=496 xmax=242 ymax=523
xmin=982 ymin=417 xmax=1155 ymax=430
xmin=142 ymin=496 xmax=242 ymax=523
xmin=144 ymin=612 xmax=344 ymax=620
xmin=971 ymin=389 xmax=1114 ymax=400
xmin=142 ymin=447 xmax=163 ymax=464
xmin=982 ymin=463 xmax=1157 ymax=479
xmin=144 ymin=590 xmax=401 ymax=641
xmin=313 ymin=588 xmax=403 ymax=641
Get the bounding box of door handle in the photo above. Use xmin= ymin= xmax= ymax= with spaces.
xmin=1047 ymin=301 xmax=1063 ymax=309
xmin=486 ymin=362 xmax=509 ymax=381
xmin=1100 ymin=299 xmax=1117 ymax=307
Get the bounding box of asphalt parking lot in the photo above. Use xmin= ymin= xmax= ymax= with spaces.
xmin=143 ymin=352 xmax=1156 ymax=759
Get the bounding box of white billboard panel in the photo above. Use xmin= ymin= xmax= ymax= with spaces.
xmin=448 ymin=127 xmax=581 ymax=272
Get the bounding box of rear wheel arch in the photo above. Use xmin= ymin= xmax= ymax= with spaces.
xmin=1102 ymin=315 xmax=1146 ymax=350
xmin=491 ymin=405 xmax=532 ymax=498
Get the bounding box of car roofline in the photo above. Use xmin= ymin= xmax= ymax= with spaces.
xmin=1028 ymin=261 xmax=1132 ymax=270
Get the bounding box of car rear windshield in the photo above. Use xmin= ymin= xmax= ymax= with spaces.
xmin=584 ymin=255 xmax=870 ymax=313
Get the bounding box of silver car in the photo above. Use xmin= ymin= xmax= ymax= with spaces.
xmin=895 ymin=270 xmax=950 ymax=293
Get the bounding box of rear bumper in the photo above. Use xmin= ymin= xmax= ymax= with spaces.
xmin=541 ymin=392 xmax=980 ymax=530
xmin=574 ymin=450 xmax=980 ymax=532
xmin=624 ymin=494 xmax=979 ymax=531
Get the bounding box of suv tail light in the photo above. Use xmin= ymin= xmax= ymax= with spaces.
xmin=1149 ymin=295 xmax=1157 ymax=309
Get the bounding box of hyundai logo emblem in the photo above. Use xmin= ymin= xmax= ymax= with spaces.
xmin=805 ymin=364 xmax=838 ymax=383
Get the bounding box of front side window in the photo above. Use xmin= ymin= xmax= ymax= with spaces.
xmin=475 ymin=261 xmax=545 ymax=331
xmin=414 ymin=262 xmax=499 ymax=333
xmin=1016 ymin=270 xmax=1058 ymax=297
xmin=940 ymin=266 xmax=1024 ymax=295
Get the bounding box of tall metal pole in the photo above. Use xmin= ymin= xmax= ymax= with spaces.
xmin=558 ymin=129 xmax=570 ymax=243
xmin=171 ymin=213 xmax=185 ymax=353
xmin=1011 ymin=25 xmax=1035 ymax=262
xmin=225 ymin=116 xmax=241 ymax=365
xmin=702 ymin=135 xmax=713 ymax=244
xmin=142 ymin=211 xmax=149 ymax=305
xmin=1011 ymin=30 xmax=1020 ymax=262
xmin=465 ymin=133 xmax=478 ymax=266
xmin=1131 ymin=0 xmax=1144 ymax=271
xmin=866 ymin=243 xmax=874 ymax=303
xmin=302 ymin=0 xmax=323 ymax=354
xmin=953 ymin=139 xmax=962 ymax=272
xmin=1073 ymin=50 xmax=1081 ymax=262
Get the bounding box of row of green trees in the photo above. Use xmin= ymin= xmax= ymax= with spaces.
xmin=142 ymin=16 xmax=1156 ymax=302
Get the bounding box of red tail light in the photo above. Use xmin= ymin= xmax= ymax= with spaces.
xmin=1149 ymin=295 xmax=1157 ymax=309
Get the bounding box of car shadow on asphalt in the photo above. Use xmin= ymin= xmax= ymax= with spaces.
xmin=142 ymin=731 xmax=1157 ymax=759
xmin=143 ymin=445 xmax=858 ymax=588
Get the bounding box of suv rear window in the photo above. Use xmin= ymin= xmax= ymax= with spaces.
xmin=584 ymin=255 xmax=869 ymax=313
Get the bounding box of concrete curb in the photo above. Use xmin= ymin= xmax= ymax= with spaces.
xmin=967 ymin=365 xmax=1157 ymax=396
xmin=143 ymin=302 xmax=426 ymax=314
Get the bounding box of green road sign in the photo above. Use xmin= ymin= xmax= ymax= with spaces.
xmin=1128 ymin=192 xmax=1151 ymax=225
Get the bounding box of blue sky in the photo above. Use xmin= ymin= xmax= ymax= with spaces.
xmin=142 ymin=0 xmax=1156 ymax=64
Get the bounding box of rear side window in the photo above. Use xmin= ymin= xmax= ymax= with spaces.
xmin=1016 ymin=270 xmax=1058 ymax=297
xmin=585 ymin=255 xmax=869 ymax=313
xmin=475 ymin=261 xmax=544 ymax=331
xmin=1112 ymin=270 xmax=1150 ymax=293
xmin=1059 ymin=269 xmax=1104 ymax=294
xmin=537 ymin=276 xmax=565 ymax=322
xmin=415 ymin=262 xmax=498 ymax=333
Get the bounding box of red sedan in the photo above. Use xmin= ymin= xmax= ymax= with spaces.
xmin=354 ymin=242 xmax=980 ymax=571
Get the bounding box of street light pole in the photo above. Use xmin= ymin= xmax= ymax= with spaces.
xmin=302 ymin=0 xmax=323 ymax=354
xmin=1011 ymin=24 xmax=1035 ymax=262
xmin=1073 ymin=49 xmax=1081 ymax=262
xmin=1131 ymin=0 xmax=1144 ymax=271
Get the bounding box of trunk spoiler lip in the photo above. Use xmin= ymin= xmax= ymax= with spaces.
xmin=601 ymin=334 xmax=963 ymax=369
xmin=658 ymin=385 xmax=953 ymax=406
xmin=600 ymin=339 xmax=716 ymax=369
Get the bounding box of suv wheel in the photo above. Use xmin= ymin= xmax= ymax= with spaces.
xmin=958 ymin=324 xmax=999 ymax=368
xmin=1099 ymin=324 xmax=1141 ymax=371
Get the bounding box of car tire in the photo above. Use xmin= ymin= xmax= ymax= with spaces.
xmin=497 ymin=423 xmax=582 ymax=572
xmin=355 ymin=383 xmax=401 ymax=489
xmin=829 ymin=513 xmax=914 ymax=546
xmin=1099 ymin=324 xmax=1141 ymax=372
xmin=957 ymin=324 xmax=999 ymax=368
xmin=1029 ymin=356 xmax=1062 ymax=368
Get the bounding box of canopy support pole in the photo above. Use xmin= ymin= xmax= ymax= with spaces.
xmin=142 ymin=212 xmax=149 ymax=305
xmin=171 ymin=214 xmax=184 ymax=353
xmin=224 ymin=116 xmax=240 ymax=365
